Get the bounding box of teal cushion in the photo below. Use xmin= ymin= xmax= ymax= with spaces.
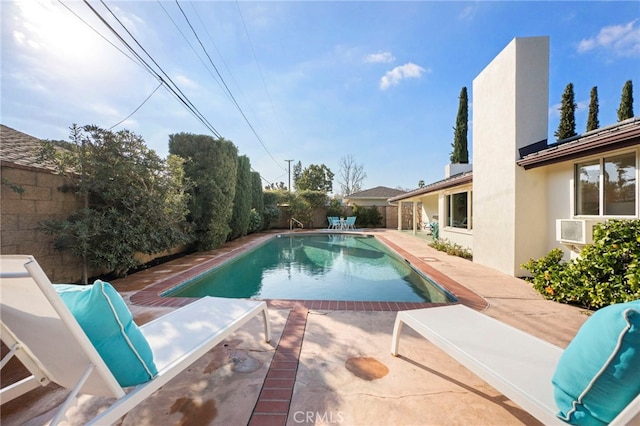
xmin=54 ymin=280 xmax=158 ymax=387
xmin=552 ymin=300 xmax=640 ymax=425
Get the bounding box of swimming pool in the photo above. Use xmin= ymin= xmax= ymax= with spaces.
xmin=165 ymin=234 xmax=456 ymax=303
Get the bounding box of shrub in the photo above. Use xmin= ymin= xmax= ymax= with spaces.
xmin=247 ymin=208 xmax=263 ymax=234
xmin=522 ymin=220 xmax=640 ymax=309
xmin=326 ymin=199 xmax=344 ymax=218
xmin=352 ymin=204 xmax=383 ymax=228
xmin=429 ymin=238 xmax=472 ymax=260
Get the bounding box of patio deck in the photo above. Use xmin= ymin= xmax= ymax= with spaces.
xmin=1 ymin=229 xmax=590 ymax=425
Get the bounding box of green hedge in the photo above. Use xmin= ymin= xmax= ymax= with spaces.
xmin=522 ymin=220 xmax=640 ymax=309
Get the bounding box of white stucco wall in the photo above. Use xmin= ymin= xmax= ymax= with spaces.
xmin=472 ymin=36 xmax=550 ymax=276
xmin=421 ymin=196 xmax=439 ymax=223
xmin=545 ymin=163 xmax=573 ymax=258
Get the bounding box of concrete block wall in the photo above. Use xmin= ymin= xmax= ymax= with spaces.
xmin=1 ymin=165 xmax=100 ymax=283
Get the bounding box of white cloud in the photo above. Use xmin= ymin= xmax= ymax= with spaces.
xmin=577 ymin=19 xmax=640 ymax=57
xmin=459 ymin=5 xmax=477 ymax=21
xmin=379 ymin=63 xmax=428 ymax=90
xmin=174 ymin=74 xmax=199 ymax=89
xmin=364 ymin=52 xmax=396 ymax=63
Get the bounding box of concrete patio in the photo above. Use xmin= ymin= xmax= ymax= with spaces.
xmin=1 ymin=229 xmax=590 ymax=426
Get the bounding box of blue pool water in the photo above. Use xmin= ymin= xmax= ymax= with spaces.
xmin=165 ymin=234 xmax=456 ymax=303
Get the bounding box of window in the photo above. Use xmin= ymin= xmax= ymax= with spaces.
xmin=575 ymin=152 xmax=637 ymax=216
xmin=575 ymin=160 xmax=600 ymax=215
xmin=445 ymin=191 xmax=470 ymax=229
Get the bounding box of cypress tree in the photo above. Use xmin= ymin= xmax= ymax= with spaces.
xmin=586 ymin=86 xmax=599 ymax=132
xmin=554 ymin=83 xmax=577 ymax=141
xmin=450 ymin=87 xmax=469 ymax=163
xmin=229 ymin=155 xmax=252 ymax=240
xmin=617 ymin=80 xmax=634 ymax=121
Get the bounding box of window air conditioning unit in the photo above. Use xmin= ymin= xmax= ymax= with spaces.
xmin=555 ymin=219 xmax=603 ymax=245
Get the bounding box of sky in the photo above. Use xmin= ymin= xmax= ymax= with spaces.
xmin=2 ymin=1 xmax=639 ymax=193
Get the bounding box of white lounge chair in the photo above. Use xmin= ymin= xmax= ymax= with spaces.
xmin=0 ymin=255 xmax=272 ymax=425
xmin=391 ymin=304 xmax=640 ymax=426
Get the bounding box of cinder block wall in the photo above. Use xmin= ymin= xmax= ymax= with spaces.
xmin=1 ymin=164 xmax=101 ymax=283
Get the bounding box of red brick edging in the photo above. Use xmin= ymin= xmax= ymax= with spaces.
xmin=249 ymin=308 xmax=308 ymax=426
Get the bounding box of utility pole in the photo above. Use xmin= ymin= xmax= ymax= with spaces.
xmin=285 ymin=159 xmax=293 ymax=192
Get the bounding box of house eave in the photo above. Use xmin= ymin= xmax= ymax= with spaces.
xmin=517 ymin=117 xmax=640 ymax=170
xmin=388 ymin=173 xmax=473 ymax=202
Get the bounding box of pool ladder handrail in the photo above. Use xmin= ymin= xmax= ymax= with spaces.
xmin=290 ymin=217 xmax=304 ymax=230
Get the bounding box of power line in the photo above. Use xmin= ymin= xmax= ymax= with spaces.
xmin=174 ymin=0 xmax=285 ymax=172
xmin=98 ymin=0 xmax=222 ymax=138
xmin=156 ymin=1 xmax=231 ymax=101
xmin=109 ymin=82 xmax=162 ymax=130
xmin=81 ymin=0 xmax=223 ymax=138
xmin=235 ymin=1 xmax=289 ymax=147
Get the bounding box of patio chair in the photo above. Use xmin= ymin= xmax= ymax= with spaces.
xmin=0 ymin=255 xmax=272 ymax=425
xmin=391 ymin=304 xmax=640 ymax=426
xmin=345 ymin=216 xmax=356 ymax=230
xmin=327 ymin=216 xmax=338 ymax=229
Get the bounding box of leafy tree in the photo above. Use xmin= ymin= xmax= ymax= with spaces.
xmin=229 ymin=155 xmax=252 ymax=240
xmin=586 ymin=86 xmax=600 ymax=132
xmin=293 ymin=163 xmax=334 ymax=192
xmin=264 ymin=182 xmax=287 ymax=191
xmin=326 ymin=198 xmax=345 ymax=218
xmin=39 ymin=124 xmax=191 ymax=281
xmin=337 ymin=155 xmax=367 ymax=196
xmin=262 ymin=190 xmax=284 ymax=229
xmin=554 ymin=83 xmax=577 ymax=141
xmin=169 ymin=132 xmax=238 ymax=250
xmin=617 ymin=80 xmax=634 ymax=121
xmin=450 ymin=86 xmax=469 ymax=163
xmin=292 ymin=161 xmax=302 ymax=188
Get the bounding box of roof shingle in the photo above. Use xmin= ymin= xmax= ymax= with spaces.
xmin=0 ymin=124 xmax=58 ymax=172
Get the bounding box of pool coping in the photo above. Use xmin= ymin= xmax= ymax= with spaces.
xmin=128 ymin=231 xmax=488 ymax=312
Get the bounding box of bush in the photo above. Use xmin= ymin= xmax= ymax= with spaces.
xmin=352 ymin=204 xmax=383 ymax=228
xmin=247 ymin=208 xmax=263 ymax=234
xmin=326 ymin=199 xmax=344 ymax=218
xmin=262 ymin=191 xmax=283 ymax=229
xmin=429 ymin=238 xmax=472 ymax=260
xmin=522 ymin=220 xmax=640 ymax=309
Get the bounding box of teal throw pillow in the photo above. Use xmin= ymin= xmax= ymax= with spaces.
xmin=54 ymin=280 xmax=158 ymax=387
xmin=552 ymin=300 xmax=640 ymax=426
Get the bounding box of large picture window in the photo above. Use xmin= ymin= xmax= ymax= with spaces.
xmin=445 ymin=191 xmax=470 ymax=229
xmin=575 ymin=152 xmax=637 ymax=216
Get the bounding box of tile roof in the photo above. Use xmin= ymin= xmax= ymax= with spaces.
xmin=0 ymin=124 xmax=58 ymax=172
xmin=345 ymin=186 xmax=407 ymax=199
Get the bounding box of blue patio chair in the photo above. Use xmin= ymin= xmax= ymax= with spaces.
xmin=345 ymin=216 xmax=356 ymax=230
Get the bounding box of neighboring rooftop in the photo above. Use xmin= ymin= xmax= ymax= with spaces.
xmin=0 ymin=124 xmax=57 ymax=172
xmin=345 ymin=186 xmax=407 ymax=200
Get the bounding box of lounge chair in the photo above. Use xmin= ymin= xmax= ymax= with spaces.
xmin=391 ymin=304 xmax=640 ymax=425
xmin=0 ymin=255 xmax=272 ymax=425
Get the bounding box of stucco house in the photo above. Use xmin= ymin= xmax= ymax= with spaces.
xmin=390 ymin=36 xmax=639 ymax=277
